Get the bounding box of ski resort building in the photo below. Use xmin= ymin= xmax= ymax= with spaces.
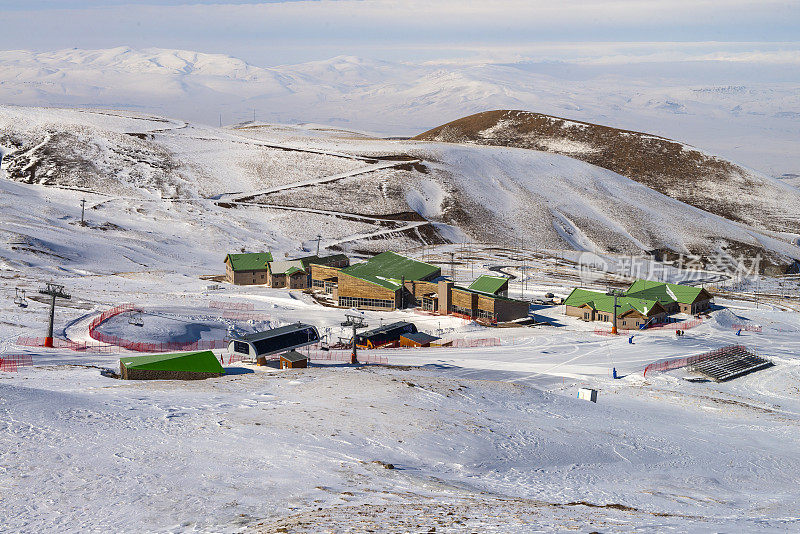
xmin=564 ymin=288 xmax=668 ymax=329
xmin=336 ymin=251 xmax=442 ymax=311
xmin=308 ymin=250 xmax=528 ymax=322
xmin=564 ymin=279 xmax=714 ymax=329
xmin=224 ymin=252 xmax=273 ymax=285
xmin=228 ymin=323 xmax=320 ymax=362
xmin=267 ymin=254 xmax=350 ymax=289
xmin=355 ymin=321 xmax=418 ymax=349
xmin=279 ymin=350 xmax=309 ymax=369
xmin=120 ymin=350 xmax=225 ymax=380
xmin=625 ymin=279 xmax=713 ymax=315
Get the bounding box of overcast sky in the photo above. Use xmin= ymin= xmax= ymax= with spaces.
xmin=0 ymin=0 xmax=798 ymax=66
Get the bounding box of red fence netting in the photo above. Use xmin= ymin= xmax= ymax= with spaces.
xmin=646 ymin=318 xmax=703 ymax=331
xmin=0 ymin=354 xmax=33 ymax=372
xmin=86 ymin=303 xmax=229 ymax=353
xmin=643 ymin=344 xmax=748 ymax=377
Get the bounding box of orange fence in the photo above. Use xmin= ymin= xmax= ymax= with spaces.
xmin=0 ymin=354 xmax=33 ymax=372
xmin=643 ymin=344 xmax=748 ymax=377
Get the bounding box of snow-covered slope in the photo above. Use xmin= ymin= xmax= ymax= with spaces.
xmin=1 ymin=105 xmax=798 ymax=276
xmin=1 ymin=47 xmax=798 ymax=177
xmin=416 ymin=110 xmax=800 ymax=237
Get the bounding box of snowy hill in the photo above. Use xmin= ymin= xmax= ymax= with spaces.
xmin=1 ymin=47 xmax=798 ymax=177
xmin=415 ymin=110 xmax=800 ymax=237
xmin=1 ymin=105 xmax=799 ymax=276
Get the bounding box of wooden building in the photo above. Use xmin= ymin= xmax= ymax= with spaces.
xmin=399 ymin=332 xmax=440 ymax=348
xmin=625 ymin=279 xmax=713 ymax=315
xmin=224 ymin=252 xmax=273 ymax=285
xmin=270 ymin=254 xmax=350 ymax=289
xmin=280 ymin=350 xmax=309 ymax=369
xmin=564 ymin=288 xmax=668 ymax=329
xmin=267 ymin=260 xmax=308 ymax=289
xmin=336 ymin=251 xmax=441 ymax=311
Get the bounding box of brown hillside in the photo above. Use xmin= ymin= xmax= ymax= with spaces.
xmin=414 ymin=110 xmax=800 ymax=235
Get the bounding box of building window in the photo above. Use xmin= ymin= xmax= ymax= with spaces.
xmin=477 ymin=308 xmax=496 ymax=320
xmin=450 ymin=304 xmax=474 ymax=317
xmin=339 ymin=296 xmax=394 ymax=309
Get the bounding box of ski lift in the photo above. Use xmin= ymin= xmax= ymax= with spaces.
xmin=128 ymin=311 xmax=144 ymax=327
xmin=13 ymin=288 xmax=28 ymax=308
xmin=320 ymin=328 xmax=331 ymax=351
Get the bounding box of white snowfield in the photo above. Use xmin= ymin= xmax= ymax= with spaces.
xmin=1 ymin=105 xmax=800 ymax=532
xmin=3 ymin=277 xmax=800 ymax=533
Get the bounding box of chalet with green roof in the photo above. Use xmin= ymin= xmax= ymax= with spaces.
xmin=269 ymin=254 xmax=350 ymax=289
xmin=224 ymin=252 xmax=273 ymax=285
xmin=564 ymin=288 xmax=668 ymax=329
xmin=563 ymin=279 xmax=713 ymax=329
xmin=625 ymin=279 xmax=713 ymax=314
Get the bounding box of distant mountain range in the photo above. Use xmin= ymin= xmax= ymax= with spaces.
xmin=1 ymin=47 xmax=798 ymax=177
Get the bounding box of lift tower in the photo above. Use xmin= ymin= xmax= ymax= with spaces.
xmin=39 ymin=283 xmax=71 ymax=347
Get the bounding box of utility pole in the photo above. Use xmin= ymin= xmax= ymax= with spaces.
xmin=80 ymin=199 xmax=86 ymax=226
xmin=449 ymin=251 xmax=455 ymax=281
xmin=219 ymin=113 xmax=222 ymax=128
xmin=253 ymin=108 xmax=256 ymax=123
xmin=606 ymin=288 xmax=625 ymax=335
xmin=351 ymin=323 xmax=358 ymax=364
xmin=39 ymin=283 xmax=71 ymax=347
xmin=315 ymin=234 xmax=322 ymax=257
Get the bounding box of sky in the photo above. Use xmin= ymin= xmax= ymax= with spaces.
xmin=0 ymin=0 xmax=798 ymax=66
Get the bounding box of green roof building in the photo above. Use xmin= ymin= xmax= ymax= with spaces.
xmin=120 ymin=350 xmax=225 ymax=380
xmin=563 ymin=279 xmax=713 ymax=329
xmin=224 ymin=252 xmax=273 ymax=285
xmin=625 ymin=279 xmax=712 ymax=314
xmin=337 ymin=251 xmax=441 ymax=311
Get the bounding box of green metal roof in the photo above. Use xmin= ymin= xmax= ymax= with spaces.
xmin=564 ymin=288 xmax=663 ymax=316
xmin=626 ymin=279 xmax=706 ymax=304
xmin=341 ymin=251 xmax=440 ymax=290
xmin=225 ymin=252 xmax=273 ymax=272
xmin=285 ymin=266 xmax=305 ymax=276
xmin=468 ymin=275 xmax=509 ymax=295
xmin=120 ymin=350 xmax=224 ymax=374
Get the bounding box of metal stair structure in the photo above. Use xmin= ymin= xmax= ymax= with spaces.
xmin=688 ymin=346 xmax=772 ymax=382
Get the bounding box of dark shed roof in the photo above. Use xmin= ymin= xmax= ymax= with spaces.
xmin=400 ymin=332 xmax=440 ymax=345
xmin=280 ymin=350 xmax=308 ymax=362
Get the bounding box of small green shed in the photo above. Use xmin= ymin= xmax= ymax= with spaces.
xmin=120 ymin=350 xmax=225 ymax=380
